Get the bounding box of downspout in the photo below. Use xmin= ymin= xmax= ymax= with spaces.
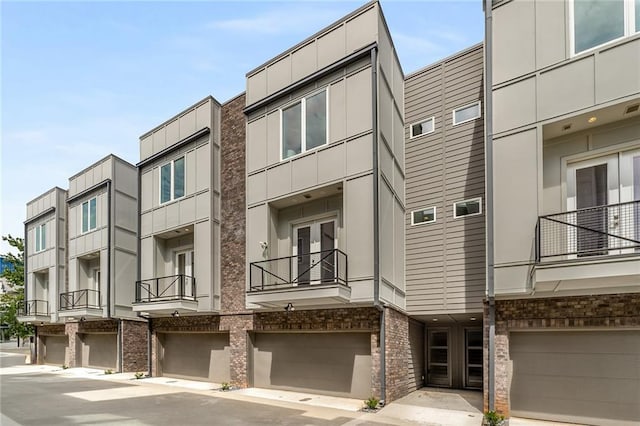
xmin=136 ymin=165 xmax=152 ymax=377
xmin=107 ymin=180 xmax=112 ymax=320
xmin=484 ymin=0 xmax=496 ymax=412
xmin=24 ymin=223 xmax=28 ymax=307
xmin=371 ymin=46 xmax=386 ymax=405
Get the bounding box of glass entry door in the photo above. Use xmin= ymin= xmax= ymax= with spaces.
xmin=175 ymin=250 xmax=194 ymax=297
xmin=427 ymin=329 xmax=450 ymax=387
xmin=293 ymin=220 xmax=336 ymax=285
xmin=465 ymin=328 xmax=483 ymax=389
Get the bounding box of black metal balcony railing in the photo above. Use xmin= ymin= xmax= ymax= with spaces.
xmin=59 ymin=289 xmax=101 ymax=311
xmin=134 ymin=274 xmax=196 ymax=303
xmin=19 ymin=300 xmax=49 ymax=316
xmin=536 ymin=200 xmax=640 ymax=261
xmin=249 ymin=248 xmax=348 ymax=292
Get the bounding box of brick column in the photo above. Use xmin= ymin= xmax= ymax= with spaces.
xmin=370 ymin=331 xmax=381 ymax=399
xmin=121 ymin=320 xmax=148 ymax=373
xmin=221 ymin=314 xmax=253 ymax=388
xmin=65 ymin=322 xmax=80 ymax=367
xmin=36 ymin=328 xmax=45 ymax=365
xmin=384 ymin=307 xmax=410 ymax=403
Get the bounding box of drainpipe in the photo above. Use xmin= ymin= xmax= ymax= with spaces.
xmin=136 ymin=164 xmax=152 ymax=377
xmin=484 ymin=0 xmax=496 ymax=412
xmin=24 ymin=222 xmax=28 ymax=306
xmin=107 ymin=180 xmax=112 ymax=320
xmin=370 ymin=46 xmax=386 ymax=405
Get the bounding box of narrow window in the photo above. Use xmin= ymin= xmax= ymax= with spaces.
xmin=453 ymin=102 xmax=481 ymax=125
xmin=454 ymin=198 xmax=482 ymax=219
xmin=281 ymin=89 xmax=327 ymax=160
xmin=82 ymin=197 xmax=97 ymax=233
xmin=410 ymin=117 xmax=435 ymax=138
xmin=35 ymin=223 xmax=46 ymax=252
xmin=411 ymin=207 xmax=436 ymax=225
xmin=159 ymin=156 xmax=186 ymax=204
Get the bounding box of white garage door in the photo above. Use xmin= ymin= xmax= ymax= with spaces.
xmin=510 ymin=331 xmax=640 ymax=426
xmin=159 ymin=333 xmax=230 ymax=382
xmin=252 ymin=332 xmax=371 ymax=398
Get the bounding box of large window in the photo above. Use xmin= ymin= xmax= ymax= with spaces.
xmin=160 ymin=156 xmax=185 ymax=204
xmin=281 ymin=90 xmax=327 ymax=160
xmin=573 ymin=0 xmax=640 ymax=54
xmin=82 ymin=197 xmax=97 ymax=233
xmin=35 ymin=223 xmax=46 ymax=252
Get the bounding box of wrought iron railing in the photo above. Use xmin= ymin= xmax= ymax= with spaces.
xmin=59 ymin=289 xmax=101 ymax=310
xmin=18 ymin=299 xmax=49 ymax=316
xmin=134 ymin=274 xmax=196 ymax=303
xmin=249 ymin=248 xmax=348 ymax=292
xmin=536 ymin=200 xmax=640 ymax=261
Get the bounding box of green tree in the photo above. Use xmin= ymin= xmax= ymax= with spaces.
xmin=0 ymin=235 xmax=33 ymax=339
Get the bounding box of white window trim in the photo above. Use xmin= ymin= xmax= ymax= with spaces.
xmin=569 ymin=0 xmax=638 ymax=56
xmin=81 ymin=197 xmax=97 ymax=234
xmin=452 ymin=101 xmax=481 ymax=126
xmin=279 ymin=88 xmax=330 ymax=161
xmin=35 ymin=223 xmax=46 ymax=253
xmin=410 ymin=207 xmax=437 ymax=225
xmin=159 ymin=156 xmax=186 ymax=205
xmin=453 ymin=197 xmax=483 ymax=219
xmin=409 ymin=117 xmax=435 ymax=139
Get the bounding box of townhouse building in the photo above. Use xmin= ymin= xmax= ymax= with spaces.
xmin=404 ymin=44 xmax=486 ymax=391
xmin=243 ymin=1 xmax=409 ymax=400
xmin=485 ymin=0 xmax=640 ymax=424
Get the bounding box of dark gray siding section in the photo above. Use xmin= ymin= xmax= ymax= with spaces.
xmin=404 ymin=45 xmax=486 ymax=315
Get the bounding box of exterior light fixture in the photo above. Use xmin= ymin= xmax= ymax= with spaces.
xmin=172 ymin=310 xmax=180 ymax=318
xmin=284 ymin=303 xmax=295 ymax=312
xmin=588 ymin=116 xmax=597 ymax=123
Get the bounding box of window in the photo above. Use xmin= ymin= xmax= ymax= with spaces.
xmin=411 ymin=207 xmax=436 ymax=225
xmin=281 ymin=90 xmax=327 ymax=160
xmin=35 ymin=223 xmax=46 ymax=252
xmin=82 ymin=197 xmax=97 ymax=233
xmin=410 ymin=117 xmax=435 ymax=138
xmin=572 ymin=0 xmax=639 ymax=54
xmin=454 ymin=198 xmax=482 ymax=218
xmin=160 ymin=156 xmax=186 ymax=204
xmin=452 ymin=102 xmax=481 ymax=125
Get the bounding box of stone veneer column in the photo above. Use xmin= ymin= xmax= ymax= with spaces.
xmin=121 ymin=320 xmax=148 ymax=373
xmin=65 ymin=322 xmax=80 ymax=367
xmin=384 ymin=307 xmax=410 ymax=403
xmin=220 ymin=314 xmax=253 ymax=388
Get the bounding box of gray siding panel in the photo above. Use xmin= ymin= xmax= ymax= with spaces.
xmin=405 ymin=45 xmax=486 ymax=315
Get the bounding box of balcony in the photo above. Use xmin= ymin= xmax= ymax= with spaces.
xmin=58 ymin=289 xmax=103 ymax=318
xmin=534 ymin=201 xmax=640 ymax=292
xmin=132 ymin=274 xmax=198 ymax=315
xmin=247 ymin=249 xmax=351 ymax=309
xmin=17 ymin=300 xmax=50 ymax=324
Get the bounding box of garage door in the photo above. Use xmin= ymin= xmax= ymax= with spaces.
xmin=252 ymin=332 xmax=371 ymax=398
xmin=159 ymin=333 xmax=230 ymax=382
xmin=82 ymin=333 xmax=117 ymax=370
xmin=43 ymin=335 xmax=67 ymax=365
xmin=511 ymin=331 xmax=640 ymax=426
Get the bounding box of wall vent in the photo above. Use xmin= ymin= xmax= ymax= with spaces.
xmin=625 ymin=104 xmax=639 ymax=114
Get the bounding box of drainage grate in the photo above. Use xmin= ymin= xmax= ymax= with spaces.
xmin=299 ymin=398 xmax=312 ymax=402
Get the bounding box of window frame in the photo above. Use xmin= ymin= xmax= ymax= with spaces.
xmin=35 ymin=223 xmax=46 ymax=253
xmin=81 ymin=197 xmax=98 ymax=234
xmin=453 ymin=197 xmax=483 ymax=219
xmin=279 ymin=88 xmax=329 ymax=161
xmin=569 ymin=0 xmax=639 ymax=56
xmin=452 ymin=101 xmax=482 ymax=126
xmin=409 ymin=117 xmax=436 ymax=139
xmin=411 ymin=207 xmax=437 ymax=226
xmin=159 ymin=156 xmax=186 ymax=205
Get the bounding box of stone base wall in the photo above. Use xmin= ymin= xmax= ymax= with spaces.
xmin=484 ymin=293 xmax=640 ymax=417
xmin=384 ymin=306 xmax=410 ymax=402
xmin=121 ymin=320 xmax=148 ymax=373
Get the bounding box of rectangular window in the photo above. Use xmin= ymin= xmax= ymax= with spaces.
xmin=454 ymin=198 xmax=482 ymax=219
xmin=82 ymin=197 xmax=97 ymax=233
xmin=159 ymin=156 xmax=186 ymax=204
xmin=452 ymin=102 xmax=481 ymax=125
xmin=281 ymin=89 xmax=328 ymax=160
xmin=572 ymin=0 xmax=639 ymax=54
xmin=411 ymin=207 xmax=436 ymax=225
xmin=410 ymin=117 xmax=435 ymax=138
xmin=35 ymin=223 xmax=46 ymax=252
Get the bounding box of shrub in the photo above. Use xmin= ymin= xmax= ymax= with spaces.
xmin=61 ymin=365 xmax=69 ymax=370
xmin=104 ymin=369 xmax=114 ymax=375
xmin=221 ymin=382 xmax=231 ymax=391
xmin=364 ymin=396 xmax=379 ymax=410
xmin=484 ymin=411 xmax=505 ymax=426
xmin=134 ymin=372 xmax=145 ymax=379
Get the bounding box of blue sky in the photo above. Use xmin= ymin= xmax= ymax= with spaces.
xmin=1 ymin=0 xmax=484 ymax=253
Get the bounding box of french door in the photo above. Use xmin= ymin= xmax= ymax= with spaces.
xmin=175 ymin=250 xmax=194 ymax=297
xmin=427 ymin=329 xmax=450 ymax=387
xmin=293 ymin=219 xmax=336 ymax=284
xmin=566 ymin=149 xmax=640 ymax=256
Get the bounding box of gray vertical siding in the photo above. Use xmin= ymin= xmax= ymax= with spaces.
xmin=404 ymin=45 xmax=486 ymax=315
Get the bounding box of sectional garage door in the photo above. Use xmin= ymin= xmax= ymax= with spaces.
xmin=81 ymin=333 xmax=117 ymax=370
xmin=43 ymin=335 xmax=67 ymax=365
xmin=159 ymin=333 xmax=230 ymax=382
xmin=252 ymin=332 xmax=371 ymax=398
xmin=510 ymin=331 xmax=640 ymax=426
